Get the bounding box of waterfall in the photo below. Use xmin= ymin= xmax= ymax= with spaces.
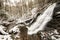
xmin=27 ymin=3 xmax=56 ymax=35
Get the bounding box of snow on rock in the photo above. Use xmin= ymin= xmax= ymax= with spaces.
xmin=9 ymin=25 xmax=20 ymax=39
xmin=16 ymin=7 xmax=38 ymax=25
xmin=51 ymin=35 xmax=60 ymax=40
xmin=0 ymin=35 xmax=12 ymax=40
xmin=9 ymin=25 xmax=20 ymax=33
xmin=27 ymin=3 xmax=56 ymax=35
xmin=53 ymin=30 xmax=59 ymax=34
xmin=2 ymin=21 xmax=10 ymax=25
xmin=31 ymin=7 xmax=38 ymax=17
xmin=0 ymin=25 xmax=8 ymax=35
xmin=14 ymin=32 xmax=20 ymax=39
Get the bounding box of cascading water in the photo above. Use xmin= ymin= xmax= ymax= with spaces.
xmin=1 ymin=0 xmax=60 ymax=40
xmin=27 ymin=3 xmax=56 ymax=35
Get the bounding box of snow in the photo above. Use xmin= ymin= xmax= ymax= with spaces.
xmin=51 ymin=36 xmax=56 ymax=40
xmin=9 ymin=24 xmax=20 ymax=39
xmin=0 ymin=25 xmax=8 ymax=35
xmin=0 ymin=35 xmax=12 ymax=40
xmin=31 ymin=7 xmax=39 ymax=18
xmin=51 ymin=35 xmax=60 ymax=40
xmin=27 ymin=3 xmax=56 ymax=35
xmin=0 ymin=25 xmax=20 ymax=40
xmin=16 ymin=7 xmax=38 ymax=24
xmin=54 ymin=30 xmax=59 ymax=34
xmin=9 ymin=25 xmax=20 ymax=33
xmin=56 ymin=11 xmax=60 ymax=14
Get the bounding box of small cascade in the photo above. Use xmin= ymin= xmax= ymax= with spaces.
xmin=27 ymin=3 xmax=56 ymax=35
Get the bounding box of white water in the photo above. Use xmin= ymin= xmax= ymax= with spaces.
xmin=27 ymin=3 xmax=56 ymax=35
